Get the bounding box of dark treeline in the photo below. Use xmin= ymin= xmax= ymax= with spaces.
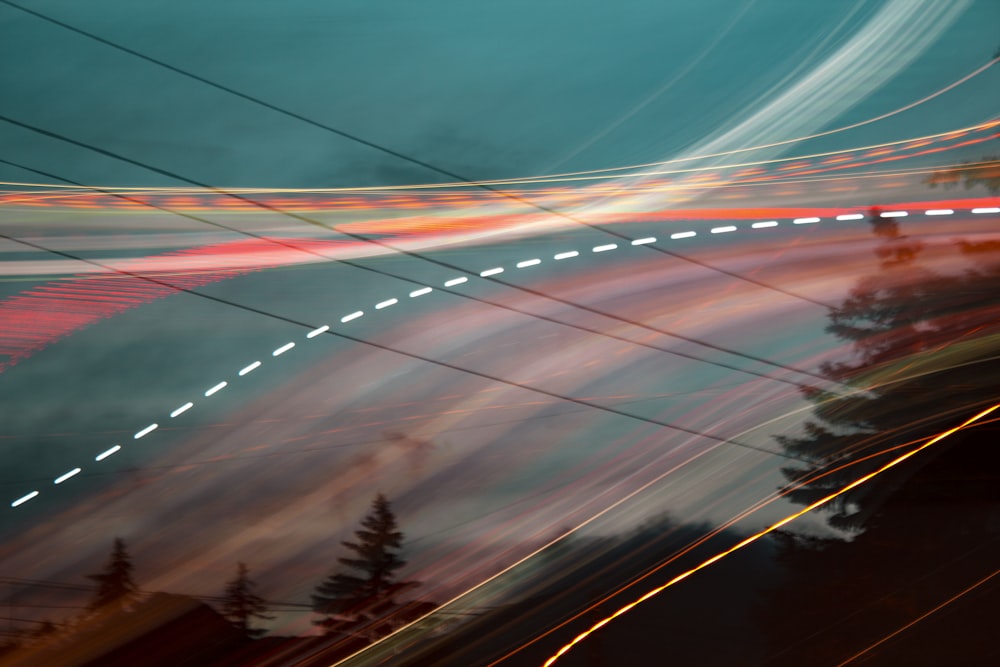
xmin=3 ymin=200 xmax=998 ymax=666
xmin=0 ymin=494 xmax=436 ymax=667
xmin=391 ymin=205 xmax=1000 ymax=666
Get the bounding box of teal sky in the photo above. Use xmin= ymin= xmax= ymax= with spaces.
xmin=0 ymin=0 xmax=997 ymax=188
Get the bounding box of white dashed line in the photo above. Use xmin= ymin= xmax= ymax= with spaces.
xmin=95 ymin=445 xmax=121 ymax=461
xmin=204 ymin=382 xmax=227 ymax=397
xmin=170 ymin=402 xmax=193 ymax=418
xmin=11 ymin=491 xmax=38 ymax=508
xmin=239 ymin=361 xmax=262 ymax=376
xmin=54 ymin=468 xmax=81 ymax=485
xmin=273 ymin=342 xmax=295 ymax=356
xmin=307 ymin=325 xmax=330 ymax=338
xmin=21 ymin=203 xmax=996 ymax=510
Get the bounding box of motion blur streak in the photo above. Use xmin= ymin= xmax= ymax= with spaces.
xmin=487 ymin=426 xmax=956 ymax=667
xmin=836 ymin=566 xmax=1000 ymax=666
xmin=0 ymin=120 xmax=995 ymax=200
xmin=1 ymin=53 xmax=994 ymax=195
xmin=337 ymin=398 xmax=965 ymax=667
xmin=542 ymin=403 xmax=1000 ymax=667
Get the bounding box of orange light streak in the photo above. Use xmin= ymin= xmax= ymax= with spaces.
xmin=836 ymin=566 xmax=1000 ymax=666
xmin=542 ymin=402 xmax=1000 ymax=667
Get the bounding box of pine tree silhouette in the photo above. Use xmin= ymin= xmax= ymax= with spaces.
xmin=86 ymin=537 xmax=138 ymax=611
xmin=312 ymin=494 xmax=415 ymax=630
xmin=221 ymin=562 xmax=272 ymax=638
xmin=776 ymin=214 xmax=1000 ymax=530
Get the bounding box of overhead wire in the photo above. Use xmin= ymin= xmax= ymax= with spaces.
xmin=0 ymin=0 xmax=838 ymax=311
xmin=0 ymin=229 xmax=811 ymax=465
xmin=0 ymin=147 xmax=838 ymax=391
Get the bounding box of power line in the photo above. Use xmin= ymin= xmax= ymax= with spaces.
xmin=0 ymin=0 xmax=835 ymax=310
xmin=0 ymin=387 xmax=746 ymax=488
xmin=0 ymin=150 xmax=835 ymax=392
xmin=0 ymin=230 xmax=808 ymax=464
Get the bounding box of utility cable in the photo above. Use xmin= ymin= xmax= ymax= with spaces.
xmin=0 ymin=0 xmax=835 ymax=311
xmin=0 ymin=150 xmax=836 ymax=391
xmin=0 ymin=229 xmax=809 ymax=464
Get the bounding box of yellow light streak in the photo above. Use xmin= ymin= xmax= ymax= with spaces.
xmin=837 ymin=566 xmax=1000 ymax=666
xmin=0 ymin=113 xmax=996 ymax=195
xmin=542 ymin=402 xmax=1000 ymax=667
xmin=486 ymin=430 xmax=944 ymax=666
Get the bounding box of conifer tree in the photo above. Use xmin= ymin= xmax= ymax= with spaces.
xmin=86 ymin=537 xmax=138 ymax=611
xmin=312 ymin=494 xmax=413 ymax=628
xmin=221 ymin=562 xmax=272 ymax=638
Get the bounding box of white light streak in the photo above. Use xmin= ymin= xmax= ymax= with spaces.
xmin=239 ymin=361 xmax=261 ymax=376
xmin=479 ymin=268 xmax=504 ymax=277
xmin=307 ymin=325 xmax=330 ymax=338
xmin=375 ymin=298 xmax=399 ymax=309
xmin=671 ymin=231 xmax=696 ymax=239
xmin=752 ymin=221 xmax=779 ymax=228
xmin=54 ymin=468 xmax=81 ymax=484
xmin=631 ymin=237 xmax=656 ymax=245
xmin=273 ymin=342 xmax=295 ymax=356
xmin=592 ymin=244 xmax=617 ymax=253
xmin=341 ymin=311 xmax=364 ymax=322
xmin=95 ymin=445 xmax=121 ymax=461
xmin=11 ymin=491 xmax=39 ymax=508
xmin=516 ymin=259 xmax=541 ymax=268
xmin=793 ymin=217 xmax=820 ymax=224
xmin=409 ymin=287 xmax=433 ymax=297
xmin=880 ymin=211 xmax=908 ymax=218
xmin=711 ymin=225 xmax=737 ymax=234
xmin=204 ymin=381 xmax=227 ymax=397
xmin=444 ymin=277 xmax=468 ymax=287
xmin=134 ymin=423 xmax=158 ymax=439
xmin=972 ymin=207 xmax=1000 ymax=214
xmin=554 ymin=251 xmax=579 ymax=260
xmin=170 ymin=402 xmax=193 ymax=418
xmin=836 ymin=213 xmax=864 ymax=221
xmin=925 ymin=209 xmax=953 ymax=215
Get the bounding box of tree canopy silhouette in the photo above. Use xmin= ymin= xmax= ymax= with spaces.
xmin=311 ymin=494 xmax=416 ymax=630
xmin=221 ymin=562 xmax=272 ymax=638
xmin=927 ymin=157 xmax=1000 ymax=194
xmin=775 ymin=208 xmax=1000 ymax=530
xmin=86 ymin=537 xmax=138 ymax=612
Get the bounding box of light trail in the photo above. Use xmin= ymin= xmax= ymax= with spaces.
xmin=1 ymin=58 xmax=994 ymax=195
xmin=5 ymin=202 xmax=997 ymax=509
xmin=836 ymin=566 xmax=1000 ymax=665
xmin=332 ymin=398 xmax=997 ymax=667
xmin=484 ymin=411 xmax=984 ymax=666
xmin=541 ymin=402 xmax=1000 ymax=667
xmin=1 ymin=121 xmax=994 ymax=203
